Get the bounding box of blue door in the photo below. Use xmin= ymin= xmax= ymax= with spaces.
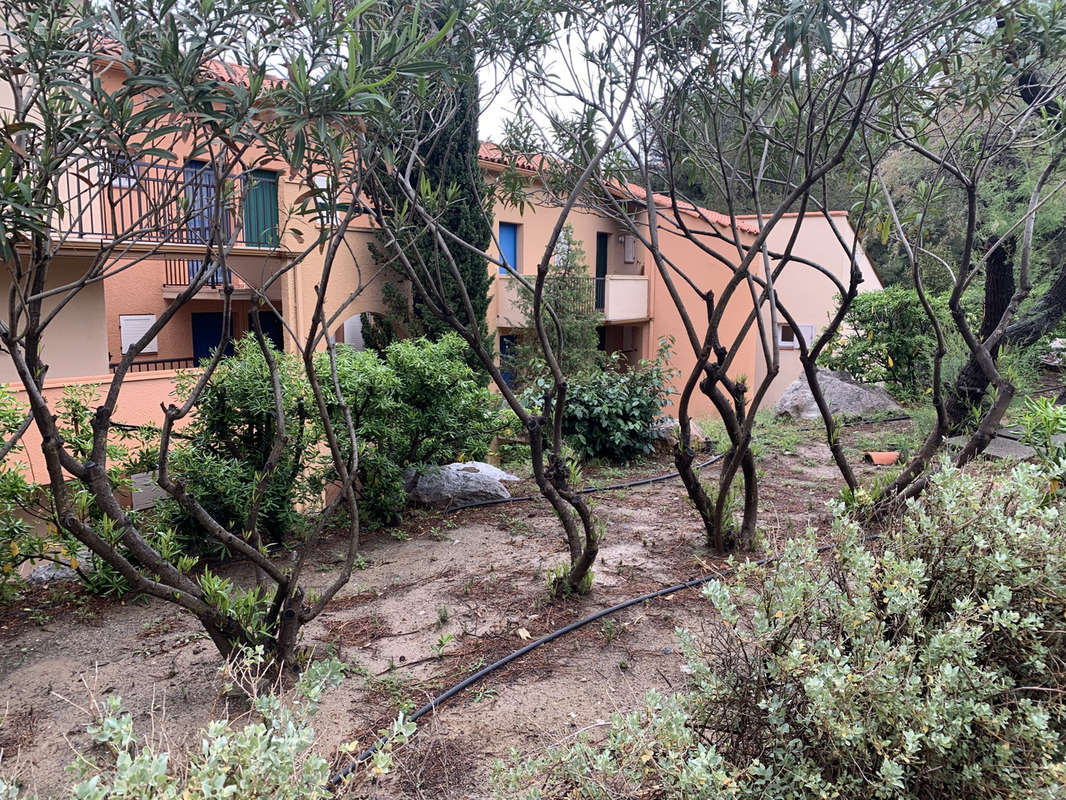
xmin=191 ymin=312 xmax=233 ymax=362
xmin=251 ymin=310 xmax=284 ymax=351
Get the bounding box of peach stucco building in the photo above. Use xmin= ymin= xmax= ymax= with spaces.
xmin=483 ymin=149 xmax=882 ymax=417
xmin=2 ymin=62 xmax=880 ymax=479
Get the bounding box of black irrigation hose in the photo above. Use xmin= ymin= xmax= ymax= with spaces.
xmin=444 ymin=413 xmax=912 ymax=515
xmin=328 ymin=548 xmax=732 ymax=786
xmin=328 ymin=532 xmax=879 ymax=789
xmin=328 ymin=414 xmax=911 ymax=786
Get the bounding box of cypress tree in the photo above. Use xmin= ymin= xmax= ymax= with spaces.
xmin=412 ymin=63 xmax=493 ymax=348
xmin=363 ymin=21 xmax=492 ymax=374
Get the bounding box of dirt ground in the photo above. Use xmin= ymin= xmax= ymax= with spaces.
xmin=0 ymin=418 xmax=914 ymax=798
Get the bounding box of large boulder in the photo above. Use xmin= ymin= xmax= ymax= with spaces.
xmin=649 ymin=416 xmax=716 ymax=453
xmin=775 ymin=368 xmax=902 ymax=420
xmin=26 ymin=560 xmax=79 ymax=585
xmin=406 ymin=461 xmax=520 ymax=508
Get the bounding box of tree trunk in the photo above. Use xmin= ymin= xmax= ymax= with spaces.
xmin=674 ymin=442 xmax=717 ymax=543
xmin=946 ymin=237 xmax=1020 ymax=429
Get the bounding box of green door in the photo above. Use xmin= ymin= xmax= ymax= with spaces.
xmin=595 ymin=232 xmax=609 ymax=310
xmin=243 ymin=170 xmax=279 ymax=247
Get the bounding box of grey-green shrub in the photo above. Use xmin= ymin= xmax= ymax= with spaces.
xmin=0 ymin=653 xmax=416 ymax=799
xmin=0 ymin=654 xmax=345 ymax=799
xmin=496 ymin=460 xmax=1066 ymax=799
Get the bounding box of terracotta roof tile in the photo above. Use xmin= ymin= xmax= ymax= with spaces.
xmin=478 ymin=142 xmax=759 ymax=235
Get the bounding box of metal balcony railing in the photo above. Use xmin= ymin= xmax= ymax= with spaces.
xmin=109 ymin=356 xmax=197 ymax=373
xmin=163 ymin=258 xmax=252 ymax=290
xmin=498 ymin=274 xmax=648 ymax=326
xmin=55 ymin=157 xmax=279 ymax=250
xmin=545 ymin=275 xmax=602 ymax=315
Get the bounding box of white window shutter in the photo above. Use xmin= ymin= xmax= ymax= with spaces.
xmin=120 ymin=314 xmax=159 ymax=353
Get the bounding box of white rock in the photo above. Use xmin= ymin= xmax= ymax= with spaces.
xmin=26 ymin=561 xmax=78 ymax=585
xmin=775 ymin=368 xmax=903 ymax=420
xmin=406 ymin=462 xmax=518 ymax=507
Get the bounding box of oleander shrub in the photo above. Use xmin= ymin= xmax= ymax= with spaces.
xmin=496 ymin=460 xmax=1066 ymax=799
xmin=0 ymin=383 xmax=167 ymax=598
xmin=0 ymin=383 xmax=34 ymax=599
xmin=1019 ymin=395 xmax=1066 ymax=494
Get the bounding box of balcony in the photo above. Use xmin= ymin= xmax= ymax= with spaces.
xmin=497 ymin=274 xmax=649 ymax=328
xmin=53 ymin=156 xmax=281 ymax=252
xmin=162 ymin=257 xmax=284 ymax=302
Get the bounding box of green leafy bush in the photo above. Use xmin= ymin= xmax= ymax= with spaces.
xmin=525 ymin=338 xmax=675 ymax=462
xmin=321 ymin=333 xmax=505 ymax=526
xmin=161 ymin=333 xmax=502 ymax=539
xmin=497 ymin=460 xmax=1066 ymax=799
xmin=162 ymin=337 xmax=319 ymax=554
xmin=820 ymin=286 xmax=954 ymax=400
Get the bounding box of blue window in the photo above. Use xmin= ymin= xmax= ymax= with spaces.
xmin=499 ymin=222 xmax=518 ymax=275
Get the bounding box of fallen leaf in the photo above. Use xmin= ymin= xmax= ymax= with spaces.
xmin=516 ymin=627 xmax=531 ymax=640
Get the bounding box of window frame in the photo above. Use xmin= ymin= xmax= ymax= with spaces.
xmin=776 ymin=322 xmax=815 ymax=350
